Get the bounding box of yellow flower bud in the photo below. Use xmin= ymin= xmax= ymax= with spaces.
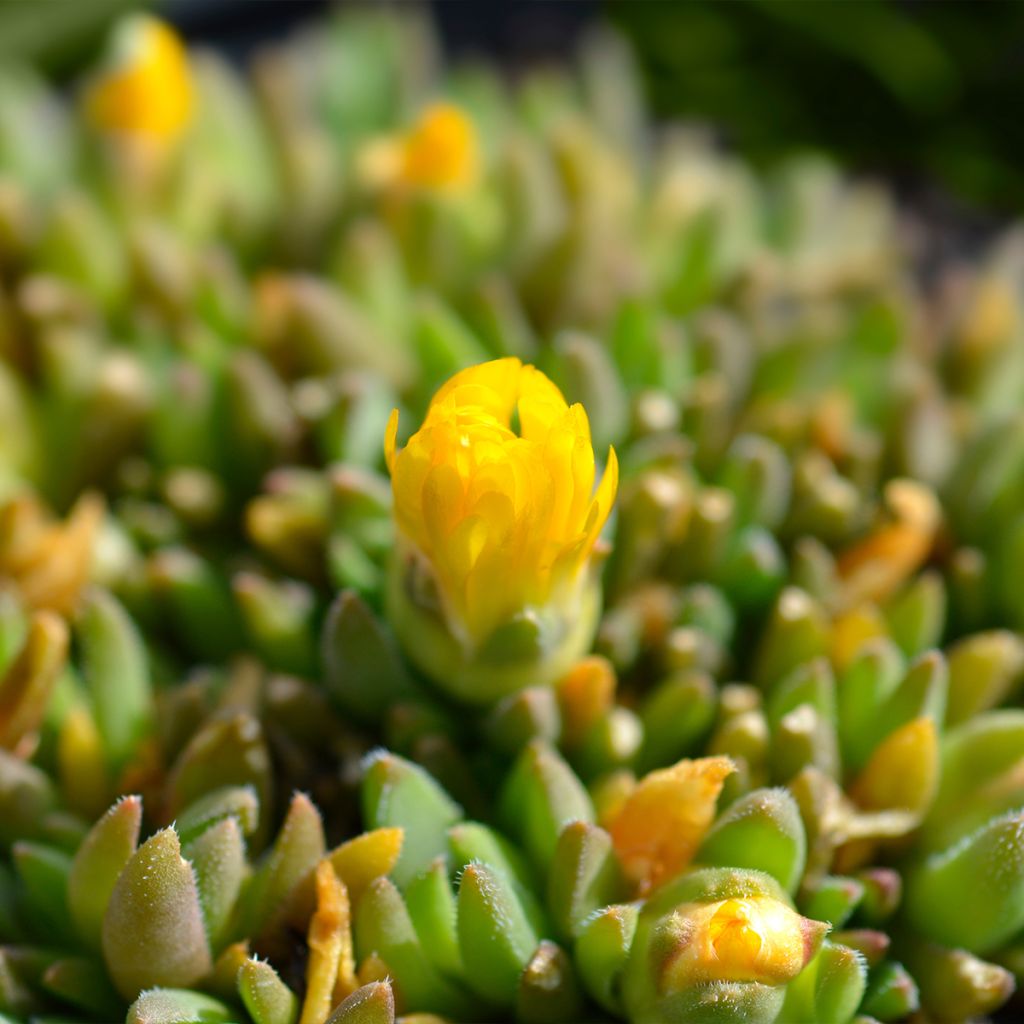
xmin=604 ymin=756 xmax=734 ymax=895
xmin=661 ymin=896 xmax=826 ymax=989
xmin=85 ymin=16 xmax=193 ymax=143
xmin=399 ymin=102 xmax=479 ymax=192
xmin=836 ymin=479 xmax=939 ymax=609
xmin=385 ymin=358 xmax=617 ymax=701
xmin=360 ymin=103 xmax=480 ymax=195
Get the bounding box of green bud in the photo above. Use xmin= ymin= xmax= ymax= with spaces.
xmin=238 ymin=957 xmax=298 ymax=1024
xmin=717 ymin=434 xmax=791 ymax=532
xmin=484 ymin=686 xmax=560 ymax=754
xmin=148 ymin=548 xmax=245 ymax=663
xmin=548 ymin=330 xmax=629 ymax=451
xmin=516 ymin=939 xmax=583 ymax=1024
xmin=547 ymin=821 xmax=624 ymax=939
xmin=76 ymin=587 xmax=153 ymax=769
xmin=837 ymin=640 xmax=904 ymax=773
xmin=766 ymin=658 xmax=836 ymax=729
xmin=185 ymin=816 xmax=246 ymax=952
xmin=884 ymin=572 xmax=946 ymax=658
xmin=923 ymin=709 xmax=1024 ymax=850
xmin=102 ymin=829 xmax=213 ymax=1000
xmin=447 ymin=821 xmax=538 ymax=906
xmin=40 ymin=957 xmax=121 ymax=1019
xmin=12 ymin=841 xmax=72 ymax=938
xmin=246 ymin=792 xmax=325 ymax=938
xmin=223 ymin=351 xmax=300 ymax=491
xmin=860 ymin=961 xmax=919 ymax=1022
xmin=404 ymin=859 xmax=461 ymax=978
xmin=167 ymin=713 xmax=272 ymax=852
xmin=831 ymin=929 xmax=890 ymax=968
xmin=677 ymin=487 xmax=735 ymax=582
xmin=610 ymin=299 xmax=691 ymax=395
xmin=457 ymin=861 xmax=539 ymax=1007
xmin=947 ymin=546 xmax=988 ymax=634
xmin=362 ymin=750 xmax=463 ymax=888
xmin=771 ymin=704 xmax=840 ymax=783
xmin=413 ymin=295 xmax=490 ymax=398
xmin=322 ymin=591 xmax=419 ymax=724
xmin=853 ymin=868 xmax=901 ymax=925
xmin=499 ymin=740 xmax=594 ymax=872
xmin=175 ymin=785 xmax=260 ymax=846
xmin=0 ymin=748 xmax=57 ymax=846
xmin=575 ymin=903 xmax=638 ymax=1015
xmin=907 ymin=809 xmax=1024 ymax=954
xmin=789 ymin=537 xmax=839 ymax=608
xmin=880 ymin=649 xmax=947 ymax=735
xmin=800 ymin=876 xmax=865 ymax=928
xmin=68 ymin=794 xmax=141 ymax=950
xmin=945 ymin=629 xmax=1024 ymax=725
xmin=126 ymin=989 xmax=235 ymax=1024
xmin=356 ymin=876 xmax=476 ymax=1017
xmin=779 ymin=940 xmax=867 ymax=1024
xmin=325 ymin=981 xmax=394 ymax=1024
xmin=753 ymin=588 xmax=829 ymax=691
xmin=233 ymin=573 xmax=317 ymax=678
xmin=719 ymin=525 xmax=786 ymax=615
xmin=902 ymin=938 xmax=1014 ymax=1023
xmin=637 ymin=670 xmax=717 ymax=773
xmin=464 ymin=274 xmax=539 ymax=361
xmin=698 ymin=788 xmax=806 ymax=895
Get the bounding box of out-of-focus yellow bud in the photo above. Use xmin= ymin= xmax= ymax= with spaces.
xmin=84 ymin=16 xmax=193 ymax=143
xmin=360 ymin=103 xmax=479 ymax=195
xmin=400 ymin=102 xmax=479 ymax=191
xmin=385 ymin=358 xmax=617 ymax=702
xmin=0 ymin=492 xmax=104 ymax=616
xmin=604 ymin=756 xmax=734 ymax=895
xmin=661 ymin=896 xmax=827 ymax=988
xmin=836 ymin=479 xmax=939 ymax=609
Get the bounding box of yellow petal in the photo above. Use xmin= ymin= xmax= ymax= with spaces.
xmin=300 ymin=862 xmax=352 ymax=1024
xmin=606 ymin=756 xmax=734 ymax=894
xmin=837 ymin=479 xmax=939 ymax=608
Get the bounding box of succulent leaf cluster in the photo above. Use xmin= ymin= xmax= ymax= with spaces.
xmin=1 ymin=8 xmax=1024 ymax=1024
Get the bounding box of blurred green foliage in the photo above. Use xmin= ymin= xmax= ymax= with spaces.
xmin=611 ymin=0 xmax=1024 ymax=211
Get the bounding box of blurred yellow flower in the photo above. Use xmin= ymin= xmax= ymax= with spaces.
xmin=400 ymin=103 xmax=479 ymax=191
xmin=361 ymin=103 xmax=479 ymax=195
xmin=385 ymin=358 xmax=617 ymax=697
xmin=85 ymin=16 xmax=193 ymax=142
xmin=662 ymin=896 xmax=826 ymax=988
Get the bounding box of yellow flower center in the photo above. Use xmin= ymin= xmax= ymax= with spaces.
xmin=663 ymin=896 xmax=824 ymax=989
xmin=85 ymin=16 xmax=193 ymax=142
xmin=385 ymin=358 xmax=617 ymax=647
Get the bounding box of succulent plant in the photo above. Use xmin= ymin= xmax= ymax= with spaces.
xmin=1 ymin=6 xmax=1024 ymax=1024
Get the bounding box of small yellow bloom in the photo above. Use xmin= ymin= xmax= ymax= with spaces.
xmin=385 ymin=358 xmax=617 ymax=700
xmin=401 ymin=103 xmax=479 ymax=191
xmin=605 ymin=756 xmax=734 ymax=895
xmin=85 ymin=16 xmax=193 ymax=142
xmin=361 ymin=103 xmax=479 ymax=195
xmin=661 ymin=896 xmax=826 ymax=989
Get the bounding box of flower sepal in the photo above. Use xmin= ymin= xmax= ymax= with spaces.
xmin=387 ymin=523 xmax=604 ymax=705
